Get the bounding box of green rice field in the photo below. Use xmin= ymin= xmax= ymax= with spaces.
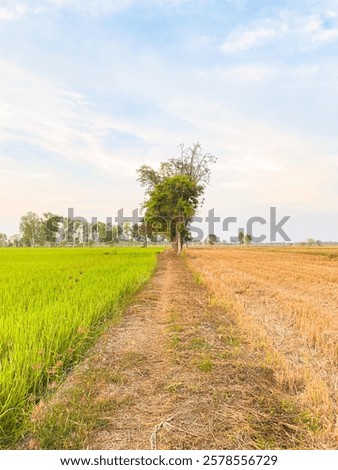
xmin=0 ymin=247 xmax=161 ymax=448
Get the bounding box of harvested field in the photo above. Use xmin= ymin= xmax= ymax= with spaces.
xmin=187 ymin=247 xmax=338 ymax=447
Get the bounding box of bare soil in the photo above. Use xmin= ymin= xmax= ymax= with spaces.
xmin=27 ymin=250 xmax=317 ymax=450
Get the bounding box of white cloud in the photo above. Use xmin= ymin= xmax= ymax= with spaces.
xmin=224 ymin=65 xmax=272 ymax=81
xmin=0 ymin=60 xmax=147 ymax=177
xmin=43 ymin=0 xmax=134 ymax=15
xmin=302 ymin=14 xmax=338 ymax=43
xmin=0 ymin=0 xmax=194 ymax=21
xmin=221 ymin=6 xmax=338 ymax=54
xmin=43 ymin=0 xmax=196 ymax=15
xmin=221 ymin=26 xmax=276 ymax=53
xmin=0 ymin=3 xmax=27 ymax=21
xmin=0 ymin=0 xmax=134 ymax=21
xmin=225 ymin=63 xmax=320 ymax=82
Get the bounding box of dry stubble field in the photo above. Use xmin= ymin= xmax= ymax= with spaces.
xmin=187 ymin=246 xmax=338 ymax=447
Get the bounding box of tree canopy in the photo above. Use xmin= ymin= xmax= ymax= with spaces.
xmin=137 ymin=142 xmax=216 ymax=194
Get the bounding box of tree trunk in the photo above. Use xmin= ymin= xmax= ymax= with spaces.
xmin=177 ymin=231 xmax=182 ymax=255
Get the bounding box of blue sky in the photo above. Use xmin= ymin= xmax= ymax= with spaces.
xmin=1 ymin=0 xmax=338 ymax=241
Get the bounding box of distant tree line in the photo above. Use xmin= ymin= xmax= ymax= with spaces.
xmin=0 ymin=211 xmax=167 ymax=247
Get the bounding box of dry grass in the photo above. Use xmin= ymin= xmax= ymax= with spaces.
xmin=187 ymin=247 xmax=338 ymax=447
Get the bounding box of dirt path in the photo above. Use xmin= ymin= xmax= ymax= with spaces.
xmin=28 ymin=251 xmax=315 ymax=450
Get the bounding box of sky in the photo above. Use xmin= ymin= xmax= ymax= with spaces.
xmin=1 ymin=0 xmax=338 ymax=242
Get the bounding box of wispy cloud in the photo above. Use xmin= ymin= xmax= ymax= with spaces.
xmin=0 ymin=3 xmax=28 ymax=21
xmin=221 ymin=26 xmax=277 ymax=53
xmin=0 ymin=0 xmax=195 ymax=21
xmin=221 ymin=5 xmax=338 ymax=54
xmin=221 ymin=63 xmax=320 ymax=83
xmin=43 ymin=0 xmax=135 ymax=15
xmin=223 ymin=65 xmax=272 ymax=81
xmin=0 ymin=60 xmax=146 ymax=177
xmin=302 ymin=13 xmax=338 ymax=44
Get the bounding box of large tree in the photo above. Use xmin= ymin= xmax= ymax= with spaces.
xmin=19 ymin=212 xmax=42 ymax=247
xmin=138 ymin=143 xmax=216 ymax=254
xmin=0 ymin=233 xmax=7 ymax=247
xmin=42 ymin=212 xmax=63 ymax=246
